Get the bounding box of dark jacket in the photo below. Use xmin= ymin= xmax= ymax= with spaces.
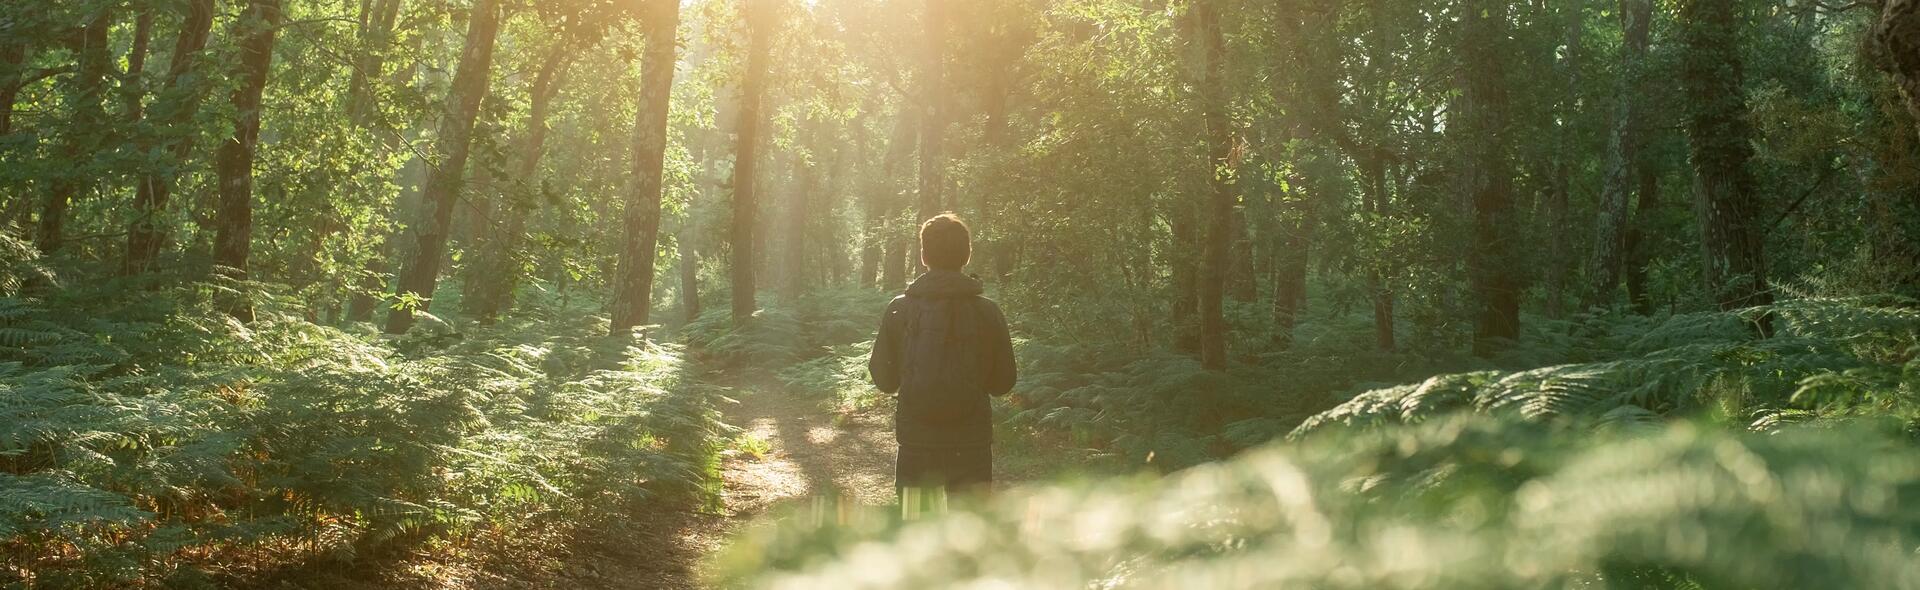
xmin=869 ymin=270 xmax=1017 ymax=448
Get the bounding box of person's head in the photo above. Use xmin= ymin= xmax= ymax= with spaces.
xmin=919 ymin=213 xmax=971 ymax=271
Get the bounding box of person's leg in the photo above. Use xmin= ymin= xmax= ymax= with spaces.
xmin=946 ymin=445 xmax=993 ymax=496
xmin=897 ymin=445 xmax=944 ymax=517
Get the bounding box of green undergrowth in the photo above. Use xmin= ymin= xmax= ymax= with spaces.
xmin=1297 ymin=297 xmax=1920 ymax=437
xmin=715 ymin=415 xmax=1920 ymax=589
xmin=0 ymin=245 xmax=727 ymax=587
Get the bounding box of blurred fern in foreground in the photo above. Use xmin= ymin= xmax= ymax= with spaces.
xmin=717 ymin=416 xmax=1920 ymax=589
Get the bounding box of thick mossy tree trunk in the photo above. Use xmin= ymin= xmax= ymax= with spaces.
xmin=37 ymin=9 xmax=113 ymax=254
xmin=465 ymin=44 xmax=570 ymax=322
xmin=1462 ymin=0 xmax=1521 ymax=356
xmin=385 ymin=0 xmax=501 ymax=334
xmin=609 ymin=1 xmax=679 ymax=334
xmin=1590 ymin=0 xmax=1654 ymax=306
xmin=730 ymin=0 xmax=774 ymax=325
xmin=1193 ymin=0 xmax=1233 ymax=370
xmin=211 ymin=0 xmax=281 ymax=322
xmin=1679 ymin=0 xmax=1773 ymax=313
xmin=124 ymin=0 xmax=215 ymax=276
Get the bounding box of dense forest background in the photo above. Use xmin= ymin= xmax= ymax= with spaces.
xmin=4 ymin=0 xmax=1920 ymax=587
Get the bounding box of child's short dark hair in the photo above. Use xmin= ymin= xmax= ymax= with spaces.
xmin=920 ymin=213 xmax=970 ymax=271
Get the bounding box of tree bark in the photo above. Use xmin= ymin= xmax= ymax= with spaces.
xmin=915 ymin=0 xmax=947 ymax=271
xmin=1876 ymin=0 xmax=1920 ymax=137
xmin=1624 ymin=163 xmax=1660 ymax=313
xmin=1463 ymin=0 xmax=1521 ymax=355
xmin=730 ymin=0 xmax=774 ymax=324
xmin=610 ymin=2 xmax=681 ymax=333
xmin=1679 ymin=0 xmax=1773 ymax=313
xmin=211 ymin=0 xmax=281 ymax=322
xmin=782 ymin=125 xmax=818 ymax=298
xmin=1590 ymin=0 xmax=1653 ymax=308
xmin=463 ymin=43 xmax=569 ymax=321
xmin=1193 ymin=0 xmax=1233 ymax=370
xmin=125 ymin=0 xmax=215 ymax=275
xmin=37 ymin=9 xmax=114 ymax=253
xmin=384 ymin=0 xmax=501 ymax=334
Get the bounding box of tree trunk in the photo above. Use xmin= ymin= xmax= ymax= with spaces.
xmin=609 ymin=3 xmax=680 ymax=333
xmin=782 ymin=128 xmax=817 ymax=298
xmin=37 ymin=9 xmax=113 ymax=253
xmin=1228 ymin=204 xmax=1255 ymax=303
xmin=1193 ymin=0 xmax=1233 ymax=370
xmin=1623 ymin=166 xmax=1661 ymax=313
xmin=125 ymin=0 xmax=215 ymax=275
xmin=384 ymin=0 xmax=501 ymax=334
xmin=1463 ymin=0 xmax=1521 ymax=355
xmin=1590 ymin=0 xmax=1653 ymax=307
xmin=211 ymin=0 xmax=281 ymax=322
xmin=1876 ymin=0 xmax=1920 ymax=137
xmin=344 ymin=0 xmax=406 ymax=324
xmin=915 ymin=0 xmax=947 ymax=271
xmin=730 ymin=0 xmax=774 ymax=324
xmin=1679 ymin=0 xmax=1773 ymax=313
xmin=679 ymin=220 xmax=702 ymax=320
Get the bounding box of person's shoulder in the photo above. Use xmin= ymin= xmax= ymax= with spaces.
xmin=885 ymin=294 xmax=911 ymax=313
xmin=970 ymin=295 xmax=1006 ymax=315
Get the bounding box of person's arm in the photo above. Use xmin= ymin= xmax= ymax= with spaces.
xmin=869 ymin=297 xmax=904 ymax=394
xmin=982 ymin=300 xmax=1017 ymax=397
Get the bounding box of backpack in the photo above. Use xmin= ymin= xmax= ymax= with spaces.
xmin=896 ymin=295 xmax=990 ymax=426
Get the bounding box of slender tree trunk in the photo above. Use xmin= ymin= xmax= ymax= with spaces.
xmin=1679 ymin=0 xmax=1773 ymax=313
xmin=730 ymin=0 xmax=774 ymax=324
xmin=211 ymin=0 xmax=281 ymax=322
xmin=384 ymin=0 xmax=501 ymax=334
xmin=1464 ymin=0 xmax=1521 ymax=355
xmin=610 ymin=2 xmax=680 ymax=333
xmin=467 ymin=45 xmax=572 ymax=320
xmin=1358 ymin=154 xmax=1395 ymax=352
xmin=38 ymin=9 xmax=113 ymax=253
xmin=1590 ymin=0 xmax=1652 ymax=306
xmin=125 ymin=0 xmax=215 ymax=275
xmin=1228 ymin=204 xmax=1255 ymax=303
xmin=122 ymin=10 xmax=152 ymax=119
xmin=0 ymin=39 xmax=22 ymax=137
xmin=1624 ymin=166 xmax=1660 ymax=313
xmin=679 ymin=220 xmax=702 ymax=320
xmin=1193 ymin=0 xmax=1233 ymax=370
xmin=876 ymin=111 xmax=916 ymax=291
xmin=915 ymin=0 xmax=947 ymax=268
xmin=345 ymin=0 xmax=407 ymax=323
xmin=1876 ymin=0 xmax=1920 ymax=136
xmin=782 ymin=126 xmax=817 ymax=298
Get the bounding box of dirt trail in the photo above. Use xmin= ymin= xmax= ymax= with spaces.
xmin=608 ymin=383 xmax=897 ymax=589
xmin=265 ymin=384 xmax=891 ymax=590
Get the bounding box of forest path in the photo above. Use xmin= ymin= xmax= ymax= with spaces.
xmin=621 ymin=379 xmax=898 ymax=589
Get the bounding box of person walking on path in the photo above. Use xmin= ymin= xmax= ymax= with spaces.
xmin=869 ymin=213 xmax=1017 ymax=503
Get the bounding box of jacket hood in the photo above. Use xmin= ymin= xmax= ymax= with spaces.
xmin=905 ymin=269 xmax=984 ymax=299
